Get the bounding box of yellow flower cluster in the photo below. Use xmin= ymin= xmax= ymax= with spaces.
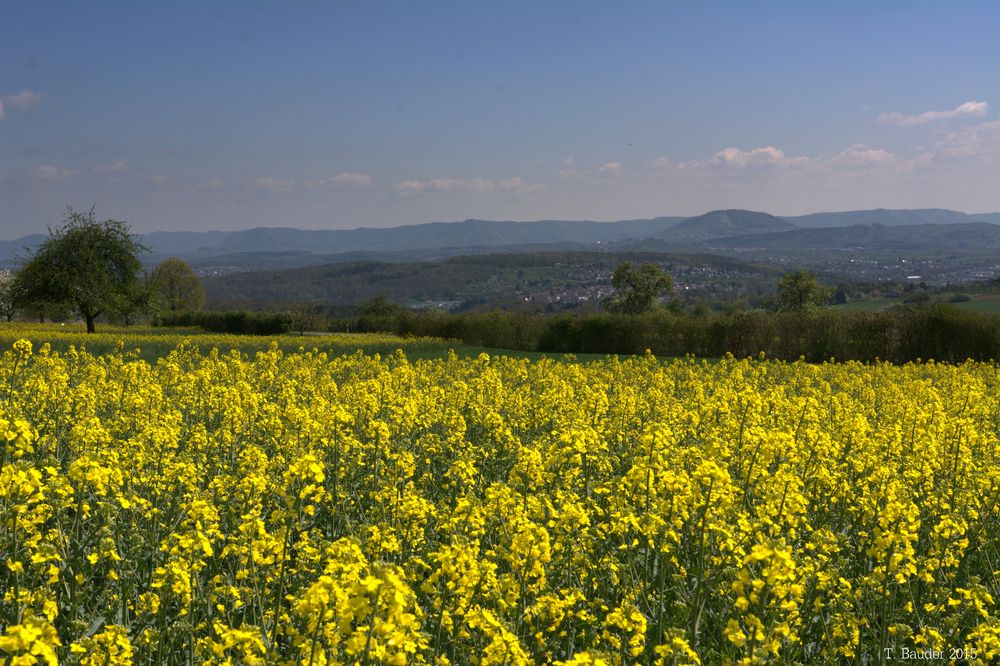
xmin=1 ymin=336 xmax=999 ymax=664
xmin=0 ymin=323 xmax=445 ymax=363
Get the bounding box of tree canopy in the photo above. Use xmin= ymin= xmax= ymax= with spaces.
xmin=14 ymin=207 xmax=148 ymax=332
xmin=774 ymin=270 xmax=832 ymax=312
xmin=149 ymin=257 xmax=205 ymax=313
xmin=604 ymin=261 xmax=674 ymax=314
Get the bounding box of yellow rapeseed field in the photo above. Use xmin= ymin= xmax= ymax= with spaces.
xmin=0 ymin=325 xmax=449 ymax=363
xmin=1 ymin=329 xmax=998 ymax=664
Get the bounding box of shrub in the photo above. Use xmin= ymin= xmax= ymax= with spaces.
xmin=158 ymin=310 xmax=294 ymax=335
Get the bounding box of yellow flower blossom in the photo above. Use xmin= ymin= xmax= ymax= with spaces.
xmin=0 ymin=328 xmax=998 ymax=663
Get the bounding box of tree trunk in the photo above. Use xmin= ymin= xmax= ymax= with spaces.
xmin=85 ymin=314 xmax=96 ymax=333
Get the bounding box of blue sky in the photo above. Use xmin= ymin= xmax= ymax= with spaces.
xmin=1 ymin=0 xmax=998 ymax=236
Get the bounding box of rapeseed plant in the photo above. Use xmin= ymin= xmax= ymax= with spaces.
xmin=0 ymin=334 xmax=998 ymax=663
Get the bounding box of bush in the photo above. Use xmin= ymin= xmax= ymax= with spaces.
xmin=158 ymin=310 xmax=294 ymax=335
xmin=896 ymin=304 xmax=1000 ymax=363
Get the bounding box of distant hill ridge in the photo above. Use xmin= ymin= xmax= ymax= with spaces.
xmin=712 ymin=222 xmax=1000 ymax=251
xmin=667 ymin=209 xmax=794 ymax=239
xmin=202 ymin=216 xmax=685 ymax=255
xmin=783 ymin=208 xmax=1000 ymax=229
xmin=2 ymin=208 xmax=998 ymax=269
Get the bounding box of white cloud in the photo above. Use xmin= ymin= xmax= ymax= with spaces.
xmin=391 ymin=178 xmax=495 ymax=195
xmin=560 ymin=157 xmax=576 ymax=167
xmin=606 ymin=133 xmax=1000 ymax=212
xmin=497 ymin=177 xmax=545 ymax=194
xmin=648 ymin=144 xmax=894 ymax=173
xmin=560 ymin=161 xmax=623 ymax=179
xmin=876 ymin=100 xmax=989 ymax=127
xmin=27 ymin=165 xmax=73 ymax=181
xmin=389 ymin=176 xmax=542 ymax=196
xmin=825 ymin=144 xmax=895 ymax=167
xmin=3 ymin=90 xmax=43 ymax=111
xmin=390 ymin=180 xmax=426 ymax=195
xmin=638 ymin=131 xmax=996 ymax=185
xmin=893 ymin=120 xmax=1000 ymax=172
xmin=598 ymin=162 xmax=622 ymax=177
xmin=709 ymin=146 xmax=804 ymax=169
xmin=332 ymin=172 xmax=373 ymax=187
xmin=253 ymin=176 xmax=295 ymax=193
xmin=929 ymin=119 xmax=1000 ymax=160
xmin=306 ymin=172 xmax=374 ymax=189
xmin=0 ymin=101 xmax=4 ymax=121
xmin=93 ymin=160 xmax=130 ymax=173
xmin=194 ymin=178 xmax=225 ymax=190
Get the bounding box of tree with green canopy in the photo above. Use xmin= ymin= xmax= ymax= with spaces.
xmin=13 ymin=207 xmax=148 ymax=333
xmin=774 ymin=270 xmax=832 ymax=312
xmin=149 ymin=257 xmax=205 ymax=314
xmin=604 ymin=261 xmax=674 ymax=314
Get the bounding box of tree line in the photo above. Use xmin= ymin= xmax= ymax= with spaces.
xmin=2 ymin=208 xmax=205 ymax=332
xmin=601 ymin=261 xmax=831 ymax=314
xmin=340 ymin=303 xmax=1000 ymax=363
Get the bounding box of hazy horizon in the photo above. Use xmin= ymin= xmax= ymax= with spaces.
xmin=5 ymin=206 xmax=1000 ymax=243
xmin=2 ymin=0 xmax=998 ymax=237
